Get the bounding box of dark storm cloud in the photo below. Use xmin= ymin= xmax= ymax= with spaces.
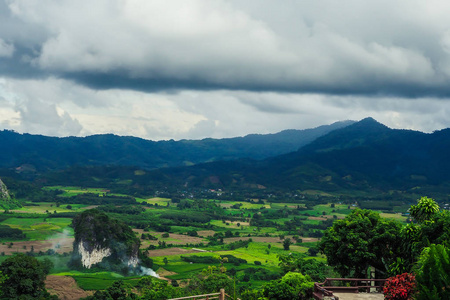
xmin=59 ymin=69 xmax=448 ymax=98
xmin=0 ymin=47 xmax=48 ymax=80
xmin=1 ymin=0 xmax=450 ymax=98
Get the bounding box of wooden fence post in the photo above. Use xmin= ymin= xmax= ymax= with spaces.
xmin=219 ymin=289 xmax=225 ymax=300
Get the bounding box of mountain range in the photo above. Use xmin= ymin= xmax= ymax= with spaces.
xmin=2 ymin=118 xmax=450 ymax=196
xmin=0 ymin=120 xmax=353 ymax=172
xmin=121 ymin=117 xmax=447 ymax=192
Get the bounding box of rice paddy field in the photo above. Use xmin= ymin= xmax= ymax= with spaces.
xmin=0 ymin=185 xmax=411 ymax=294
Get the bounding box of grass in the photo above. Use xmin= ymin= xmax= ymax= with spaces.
xmin=43 ymin=186 xmax=109 ymax=197
xmin=380 ymin=212 xmax=408 ymax=222
xmin=141 ymin=197 xmax=171 ymax=205
xmin=151 ymin=241 xmax=303 ymax=280
xmin=218 ymin=201 xmax=269 ymax=210
xmin=59 ymin=271 xmax=142 ymax=290
xmin=14 ymin=203 xmax=78 ymax=214
xmin=209 ymin=220 xmax=278 ymax=235
xmin=1 ymin=217 xmax=73 ymax=240
xmin=0 ymin=184 xmax=415 ymax=292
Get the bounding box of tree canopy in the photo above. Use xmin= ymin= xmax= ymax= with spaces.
xmin=0 ymin=253 xmax=56 ymax=299
xmin=318 ymin=209 xmax=402 ymax=277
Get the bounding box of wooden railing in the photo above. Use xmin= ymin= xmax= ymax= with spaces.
xmin=313 ymin=278 xmax=387 ymax=300
xmin=168 ymin=289 xmax=235 ymax=300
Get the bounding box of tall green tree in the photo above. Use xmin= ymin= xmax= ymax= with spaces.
xmin=318 ymin=209 xmax=402 ymax=278
xmin=187 ymin=266 xmax=234 ymax=295
xmin=400 ymin=197 xmax=450 ymax=269
xmin=410 ymin=196 xmax=439 ymax=223
xmin=283 ymin=238 xmax=292 ymax=251
xmin=0 ymin=253 xmax=57 ymax=299
xmin=262 ymin=272 xmax=314 ymax=300
xmin=278 ymin=253 xmax=335 ymax=281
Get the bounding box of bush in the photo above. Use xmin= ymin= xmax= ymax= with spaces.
xmin=0 ymin=253 xmax=56 ymax=299
xmin=220 ymin=255 xmax=247 ymax=266
xmin=383 ymin=273 xmax=416 ymax=300
xmin=254 ymin=261 xmax=262 ymax=265
xmin=263 ymin=272 xmax=313 ymax=300
xmin=307 ymin=247 xmax=318 ymax=257
xmin=415 ymin=244 xmax=450 ymax=300
xmin=0 ymin=225 xmax=26 ymax=239
xmin=180 ymin=255 xmax=219 ymax=264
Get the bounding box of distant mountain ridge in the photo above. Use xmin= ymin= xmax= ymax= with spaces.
xmin=35 ymin=118 xmax=450 ymax=197
xmin=138 ymin=117 xmax=450 ymax=191
xmin=0 ymin=120 xmax=354 ymax=172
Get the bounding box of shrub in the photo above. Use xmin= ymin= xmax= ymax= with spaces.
xmin=180 ymin=255 xmax=219 ymax=264
xmin=383 ymin=273 xmax=416 ymax=300
xmin=263 ymin=272 xmax=313 ymax=300
xmin=220 ymin=255 xmax=247 ymax=266
xmin=415 ymin=244 xmax=450 ymax=300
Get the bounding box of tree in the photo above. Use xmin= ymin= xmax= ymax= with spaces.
xmin=262 ymin=272 xmax=314 ymax=300
xmin=187 ymin=267 xmax=234 ymax=295
xmin=409 ymin=196 xmax=439 ymax=223
xmin=400 ymin=199 xmax=450 ymax=268
xmin=85 ymin=280 xmax=138 ymax=300
xmin=283 ymin=238 xmax=292 ymax=250
xmin=0 ymin=253 xmax=56 ymax=299
xmin=163 ymin=257 xmax=168 ymax=266
xmin=278 ymin=253 xmax=334 ymax=282
xmin=307 ymin=247 xmax=319 ymax=257
xmin=319 ymin=209 xmax=402 ymax=278
xmin=86 ymin=280 xmax=137 ymax=300
xmin=137 ymin=276 xmax=181 ymax=300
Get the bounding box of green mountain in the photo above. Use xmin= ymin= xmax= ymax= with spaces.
xmin=39 ymin=118 xmax=450 ymax=197
xmin=0 ymin=179 xmax=10 ymax=201
xmin=0 ymin=178 xmax=21 ymax=209
xmin=139 ymin=117 xmax=450 ymax=192
xmin=0 ymin=121 xmax=353 ymax=172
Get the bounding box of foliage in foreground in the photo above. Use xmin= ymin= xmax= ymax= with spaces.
xmin=261 ymin=272 xmax=314 ymax=300
xmin=383 ymin=273 xmax=416 ymax=300
xmin=414 ymin=244 xmax=450 ymax=300
xmin=318 ymin=209 xmax=402 ymax=277
xmin=0 ymin=253 xmax=57 ymax=299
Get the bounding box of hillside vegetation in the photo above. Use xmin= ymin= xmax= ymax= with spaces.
xmin=0 ymin=121 xmax=352 ymax=172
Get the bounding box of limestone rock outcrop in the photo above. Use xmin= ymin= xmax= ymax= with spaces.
xmin=0 ymin=179 xmax=10 ymax=200
xmin=70 ymin=209 xmax=140 ymax=270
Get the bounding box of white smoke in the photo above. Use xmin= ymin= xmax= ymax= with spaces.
xmin=136 ymin=265 xmax=159 ymax=278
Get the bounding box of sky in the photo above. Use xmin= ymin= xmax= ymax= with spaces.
xmin=1 ymin=0 xmax=450 ymax=140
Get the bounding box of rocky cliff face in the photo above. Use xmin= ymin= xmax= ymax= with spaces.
xmin=70 ymin=209 xmax=140 ymax=270
xmin=0 ymin=179 xmax=10 ymax=200
xmin=77 ymin=241 xmax=112 ymax=269
xmin=0 ymin=178 xmax=22 ymax=210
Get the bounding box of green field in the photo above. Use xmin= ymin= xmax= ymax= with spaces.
xmin=43 ymin=186 xmax=109 ymax=197
xmin=1 ymin=217 xmax=73 ymax=240
xmin=0 ymin=184 xmax=416 ymax=293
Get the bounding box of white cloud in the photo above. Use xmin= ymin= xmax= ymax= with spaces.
xmin=2 ymin=76 xmax=450 ymax=139
xmin=15 ymin=98 xmax=82 ymax=136
xmin=2 ymin=1 xmax=450 ymax=140
xmin=3 ymin=0 xmax=449 ymax=93
xmin=0 ymin=38 xmax=14 ymax=57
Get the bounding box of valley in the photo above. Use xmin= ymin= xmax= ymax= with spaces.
xmin=0 ymin=184 xmax=410 ymax=299
xmin=0 ymin=118 xmax=448 ymax=299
